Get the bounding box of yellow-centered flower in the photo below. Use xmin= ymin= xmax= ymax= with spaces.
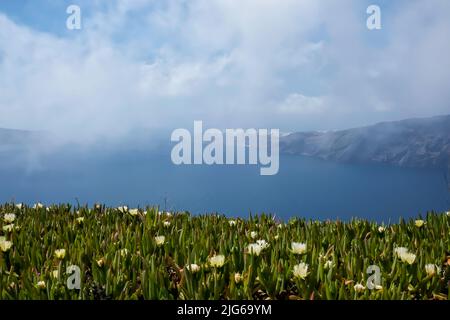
xmin=293 ymin=262 xmax=309 ymax=280
xmin=54 ymin=249 xmax=66 ymax=259
xmin=209 ymin=254 xmax=225 ymax=268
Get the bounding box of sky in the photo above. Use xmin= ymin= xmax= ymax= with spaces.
xmin=0 ymin=0 xmax=449 ymax=145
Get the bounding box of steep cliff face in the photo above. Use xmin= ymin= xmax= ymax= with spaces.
xmin=280 ymin=115 xmax=450 ymax=173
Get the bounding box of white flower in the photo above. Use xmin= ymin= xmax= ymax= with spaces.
xmin=3 ymin=213 xmax=16 ymax=223
xmin=209 ymin=254 xmax=225 ymax=268
xmin=2 ymin=224 xmax=14 ymax=233
xmin=293 ymin=262 xmax=309 ymax=280
xmin=33 ymin=202 xmax=44 ymax=209
xmin=234 ymin=273 xmax=243 ymax=284
xmin=256 ymin=239 xmax=269 ymax=250
xmin=120 ymin=248 xmax=128 ymax=257
xmin=394 ymin=246 xmax=416 ymax=264
xmin=97 ymin=258 xmax=105 ymax=267
xmin=0 ymin=240 xmax=13 ymax=252
xmin=415 ymin=220 xmax=425 ymax=228
xmin=228 ymin=220 xmax=237 ymax=227
xmin=52 ymin=270 xmax=59 ymax=279
xmin=250 ymin=231 xmax=258 ymax=239
xmin=425 ymin=264 xmax=440 ymax=277
xmin=166 ymin=212 xmax=173 ymax=217
xmin=163 ymin=221 xmax=171 ymax=227
xmin=37 ymin=281 xmax=46 ymax=289
xmin=374 ymin=284 xmax=383 ymax=290
xmin=394 ymin=247 xmax=409 ymax=257
xmin=446 ymin=211 xmax=450 ymax=216
xmin=378 ymin=226 xmax=385 ymax=233
xmin=324 ymin=260 xmax=334 ymax=269
xmin=401 ymin=252 xmax=416 ymax=265
xmin=155 ymin=235 xmax=165 ymax=246
xmin=54 ymin=249 xmax=66 ymax=259
xmin=274 ymin=235 xmax=280 ymax=240
xmin=129 ymin=208 xmax=139 ymax=216
xmin=15 ymin=203 xmax=23 ymax=209
xmin=247 ymin=240 xmax=269 ymax=256
xmin=291 ymin=242 xmax=307 ymax=255
xmin=186 ymin=264 xmax=200 ymax=273
xmin=117 ymin=206 xmax=128 ymax=213
xmin=76 ymin=217 xmax=84 ymax=224
xmin=354 ymin=283 xmax=365 ymax=293
xmin=247 ymin=243 xmax=263 ymax=256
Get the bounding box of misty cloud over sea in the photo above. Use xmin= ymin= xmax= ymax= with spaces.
xmin=1 ymin=0 xmax=450 ymax=147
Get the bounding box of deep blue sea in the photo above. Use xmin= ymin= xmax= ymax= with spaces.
xmin=0 ymin=146 xmax=449 ymax=222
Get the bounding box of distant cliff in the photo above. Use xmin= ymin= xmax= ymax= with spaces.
xmin=0 ymin=128 xmax=35 ymax=144
xmin=280 ymin=115 xmax=450 ymax=187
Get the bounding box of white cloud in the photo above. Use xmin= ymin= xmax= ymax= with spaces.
xmin=277 ymin=94 xmax=325 ymax=115
xmin=0 ymin=1 xmax=449 ymax=145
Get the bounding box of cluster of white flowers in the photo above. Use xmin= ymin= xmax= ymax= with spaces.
xmin=250 ymin=231 xmax=258 ymax=239
xmin=247 ymin=240 xmax=269 ymax=256
xmin=247 ymin=243 xmax=263 ymax=256
xmin=129 ymin=208 xmax=139 ymax=216
xmin=158 ymin=211 xmax=173 ymax=217
xmin=3 ymin=213 xmax=16 ymax=223
xmin=117 ymin=206 xmax=128 ymax=213
xmin=394 ymin=247 xmax=416 ymax=264
xmin=33 ymin=203 xmax=44 ymax=209
xmin=256 ymin=240 xmax=269 ymax=250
